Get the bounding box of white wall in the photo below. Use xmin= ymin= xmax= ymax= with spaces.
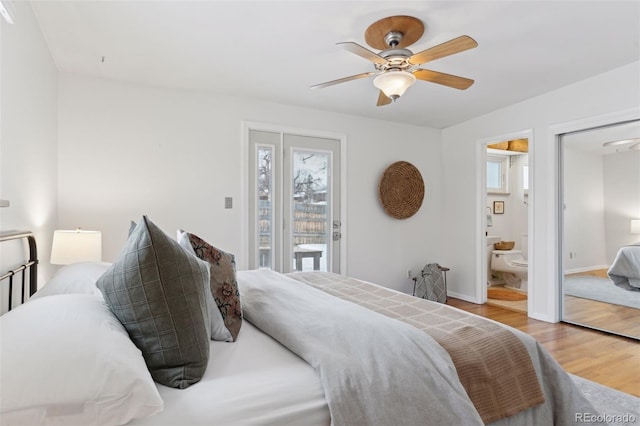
xmin=603 ymin=150 xmax=640 ymax=260
xmin=559 ymin=148 xmax=639 ymax=273
xmin=57 ymin=74 xmax=443 ymax=294
xmin=442 ymin=61 xmax=640 ymax=321
xmin=563 ymin=149 xmax=607 ymax=272
xmin=487 ymin=153 xmax=528 ymax=252
xmin=0 ymin=2 xmax=57 ymax=286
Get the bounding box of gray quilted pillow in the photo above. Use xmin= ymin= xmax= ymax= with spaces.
xmin=97 ymin=216 xmax=211 ymax=389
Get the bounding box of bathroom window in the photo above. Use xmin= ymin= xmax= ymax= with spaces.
xmin=487 ymin=155 xmax=509 ymax=194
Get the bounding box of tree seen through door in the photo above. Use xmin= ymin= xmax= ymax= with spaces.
xmin=257 ymin=149 xmax=329 ymax=271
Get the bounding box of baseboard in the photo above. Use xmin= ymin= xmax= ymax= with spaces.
xmin=447 ymin=291 xmax=479 ymax=303
xmin=528 ymin=311 xmax=556 ymax=323
xmin=565 ymin=265 xmax=609 ymax=275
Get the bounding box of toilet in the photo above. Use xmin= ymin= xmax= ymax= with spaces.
xmin=491 ymin=234 xmax=528 ymax=292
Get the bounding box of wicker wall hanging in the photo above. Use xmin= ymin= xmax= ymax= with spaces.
xmin=378 ymin=161 xmax=425 ymax=219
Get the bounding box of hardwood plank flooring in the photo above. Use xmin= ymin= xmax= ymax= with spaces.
xmin=487 ymin=286 xmax=528 ymax=314
xmin=486 ymin=269 xmax=640 ymax=337
xmin=569 ymin=268 xmax=609 ymax=279
xmin=564 ymin=295 xmax=640 ymax=338
xmin=448 ymin=298 xmax=640 ymax=397
xmin=564 ymin=269 xmax=640 ymax=339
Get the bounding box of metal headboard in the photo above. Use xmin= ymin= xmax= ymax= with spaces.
xmin=0 ymin=230 xmax=38 ymax=311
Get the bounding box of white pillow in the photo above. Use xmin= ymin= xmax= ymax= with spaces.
xmin=0 ymin=294 xmax=163 ymax=425
xmin=31 ymin=262 xmax=112 ymax=300
xmin=177 ymin=230 xmax=233 ymax=342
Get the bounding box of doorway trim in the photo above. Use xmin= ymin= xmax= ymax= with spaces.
xmin=475 ymin=129 xmax=534 ymax=311
xmin=241 ymin=121 xmax=348 ymax=274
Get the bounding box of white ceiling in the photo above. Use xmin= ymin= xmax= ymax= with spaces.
xmin=564 ymin=119 xmax=640 ymax=155
xmin=29 ymin=1 xmax=640 ymax=129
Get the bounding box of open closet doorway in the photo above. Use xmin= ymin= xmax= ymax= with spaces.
xmin=477 ymin=130 xmax=533 ymax=313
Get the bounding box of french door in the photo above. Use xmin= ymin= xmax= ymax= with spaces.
xmin=248 ymin=129 xmax=341 ymax=273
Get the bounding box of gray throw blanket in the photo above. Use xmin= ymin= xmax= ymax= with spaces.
xmin=414 ymin=263 xmax=447 ymax=303
xmin=608 ymin=244 xmax=640 ymax=290
xmin=287 ymin=271 xmax=545 ymax=424
xmin=239 ymin=270 xmax=483 ymax=426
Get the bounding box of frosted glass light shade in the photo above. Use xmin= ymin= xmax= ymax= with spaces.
xmin=51 ymin=229 xmax=102 ymax=265
xmin=631 ymin=220 xmax=640 ymax=234
xmin=373 ymin=71 xmax=416 ymax=100
xmin=0 ymin=0 xmax=15 ymax=24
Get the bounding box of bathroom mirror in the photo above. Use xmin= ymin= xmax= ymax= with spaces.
xmin=560 ymin=119 xmax=640 ymax=339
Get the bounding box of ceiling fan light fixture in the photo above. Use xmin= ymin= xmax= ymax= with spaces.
xmin=602 ymin=137 xmax=640 ymax=147
xmin=0 ymin=0 xmax=14 ymax=24
xmin=373 ymin=70 xmax=416 ymax=101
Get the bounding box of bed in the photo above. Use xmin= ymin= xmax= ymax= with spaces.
xmin=608 ymin=243 xmax=640 ymax=291
xmin=0 ymin=221 xmax=607 ymax=426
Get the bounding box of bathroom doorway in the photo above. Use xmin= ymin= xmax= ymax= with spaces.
xmin=478 ymin=130 xmax=533 ymax=313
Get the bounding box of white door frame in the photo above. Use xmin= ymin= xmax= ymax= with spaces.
xmin=475 ymin=129 xmax=534 ymax=311
xmin=241 ymin=121 xmax=348 ymax=274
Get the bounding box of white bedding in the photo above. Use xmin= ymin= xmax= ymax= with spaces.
xmin=129 ymin=320 xmax=329 ymax=425
xmin=12 ymin=264 xmax=604 ymax=426
xmin=608 ymin=243 xmax=640 ymax=290
xmin=130 ymin=270 xmax=602 ymax=426
xmin=241 ymin=269 xmax=484 ymax=425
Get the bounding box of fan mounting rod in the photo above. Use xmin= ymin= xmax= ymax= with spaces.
xmin=366 ymin=15 xmax=424 ymax=73
xmin=384 ymin=31 xmax=404 ymax=48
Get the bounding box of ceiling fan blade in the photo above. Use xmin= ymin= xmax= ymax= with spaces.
xmin=310 ymin=72 xmax=375 ymax=89
xmin=376 ymin=90 xmax=392 ymax=106
xmin=413 ymin=69 xmax=475 ymax=90
xmin=337 ymin=42 xmax=387 ymax=64
xmin=408 ymin=35 xmax=478 ymax=65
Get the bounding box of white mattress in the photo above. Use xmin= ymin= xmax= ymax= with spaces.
xmin=129 ymin=321 xmax=330 ymax=426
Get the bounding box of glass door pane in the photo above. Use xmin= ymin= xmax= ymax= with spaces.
xmin=248 ymin=129 xmax=281 ymax=271
xmin=291 ymin=149 xmax=330 ymax=272
xmin=258 ymin=146 xmax=273 ymax=269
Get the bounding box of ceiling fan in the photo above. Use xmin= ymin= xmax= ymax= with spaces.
xmin=311 ymin=15 xmax=478 ymax=106
xmin=602 ymin=137 xmax=640 ymax=150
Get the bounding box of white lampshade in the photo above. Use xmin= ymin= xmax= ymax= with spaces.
xmin=51 ymin=229 xmax=102 ymax=265
xmin=631 ymin=220 xmax=640 ymax=234
xmin=373 ymin=70 xmax=416 ymax=100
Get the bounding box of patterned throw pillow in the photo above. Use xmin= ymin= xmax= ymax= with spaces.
xmin=177 ymin=230 xmax=232 ymax=342
xmin=180 ymin=231 xmax=242 ymax=341
xmin=97 ymin=216 xmax=211 ymax=389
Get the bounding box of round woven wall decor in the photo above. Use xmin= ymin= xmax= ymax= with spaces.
xmin=378 ymin=161 xmax=425 ymax=219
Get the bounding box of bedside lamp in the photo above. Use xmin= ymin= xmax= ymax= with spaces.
xmin=631 ymin=220 xmax=640 ymax=234
xmin=51 ymin=229 xmax=102 ymax=265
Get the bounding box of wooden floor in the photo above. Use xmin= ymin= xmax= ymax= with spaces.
xmin=564 ymin=269 xmax=640 ymax=339
xmin=448 ymin=298 xmax=640 ymax=397
xmin=486 ymin=286 xmax=527 ymax=313
xmin=487 ymin=269 xmax=640 ymax=337
xmin=564 ymin=295 xmax=640 ymax=339
xmin=569 ymin=268 xmax=609 ymax=279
